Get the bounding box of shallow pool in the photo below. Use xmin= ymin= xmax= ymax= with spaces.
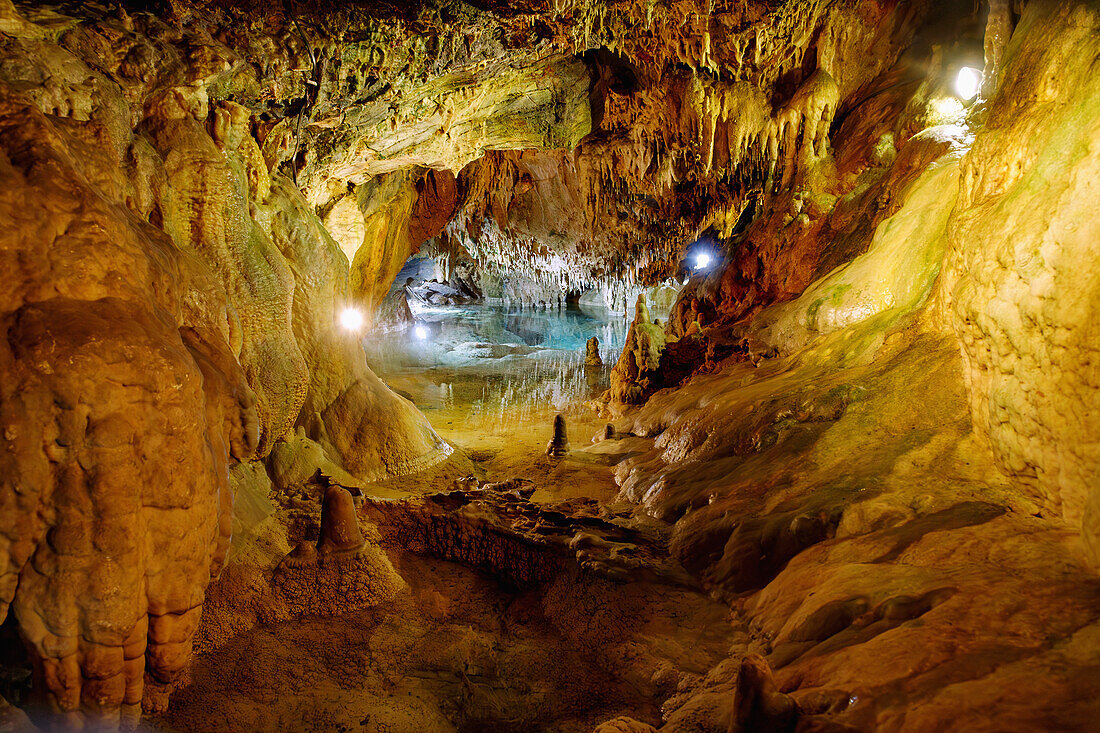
xmin=362 ymin=302 xmax=629 ymax=435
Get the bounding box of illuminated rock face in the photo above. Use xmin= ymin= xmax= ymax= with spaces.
xmin=0 ymin=0 xmax=1099 ymax=730
xmin=942 ymin=0 xmax=1100 ymax=564
xmin=0 ymin=3 xmax=447 ymax=724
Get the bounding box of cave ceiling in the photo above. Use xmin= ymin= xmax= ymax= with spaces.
xmin=9 ymin=0 xmax=1100 ymax=729
xmin=12 ymin=0 xmax=976 ymax=307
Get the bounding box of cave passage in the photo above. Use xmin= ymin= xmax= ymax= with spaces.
xmin=362 ymin=297 xmax=637 ymax=500
xmin=3 ymin=0 xmax=1100 ymax=731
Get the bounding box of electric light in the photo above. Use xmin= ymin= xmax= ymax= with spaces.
xmin=695 ymin=252 xmax=712 ymax=270
xmin=339 ymin=307 xmax=364 ymax=332
xmin=955 ymin=66 xmax=981 ymax=101
xmin=414 ymin=324 xmax=429 ymax=340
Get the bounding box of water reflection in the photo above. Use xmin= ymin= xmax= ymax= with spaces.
xmin=362 ymin=303 xmax=629 ymax=431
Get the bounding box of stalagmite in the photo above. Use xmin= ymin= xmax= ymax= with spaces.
xmin=546 ymin=414 xmax=571 ymax=458
xmin=317 ymin=486 xmax=366 ymax=555
xmin=585 ymin=336 xmax=603 ymax=366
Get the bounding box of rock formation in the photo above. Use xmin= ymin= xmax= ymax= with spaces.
xmin=585 ymin=336 xmax=604 ymax=366
xmin=1 ymin=0 xmax=1099 ymax=730
xmin=316 ymin=486 xmax=365 ymax=555
xmin=546 ymin=414 xmax=571 ymax=459
xmin=611 ymin=296 xmax=668 ymax=403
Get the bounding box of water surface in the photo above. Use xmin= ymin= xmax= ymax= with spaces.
xmin=364 ymin=302 xmax=629 ymax=425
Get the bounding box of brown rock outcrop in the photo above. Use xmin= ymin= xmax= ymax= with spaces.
xmin=611 ymin=296 xmax=668 ymax=404
xmin=585 ymin=336 xmax=603 ymax=366
xmin=316 ymin=486 xmax=365 ymax=555
xmin=2 ymin=0 xmax=1100 ymax=730
xmin=940 ymin=0 xmax=1100 ymax=564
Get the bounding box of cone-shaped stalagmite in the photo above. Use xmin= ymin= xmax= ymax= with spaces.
xmin=584 ymin=336 xmax=603 ymax=366
xmin=317 ymin=486 xmax=365 ymax=554
xmin=610 ymin=295 xmax=667 ymax=404
xmin=546 ymin=414 xmax=570 ymax=458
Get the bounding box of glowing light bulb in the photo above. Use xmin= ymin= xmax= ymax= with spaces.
xmin=695 ymin=252 xmax=712 ymax=270
xmin=955 ymin=67 xmax=981 ymax=101
xmin=414 ymin=324 xmax=429 ymax=340
xmin=339 ymin=307 xmax=363 ymax=332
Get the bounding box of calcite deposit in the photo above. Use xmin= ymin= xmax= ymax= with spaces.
xmin=1 ymin=0 xmax=1099 ymax=731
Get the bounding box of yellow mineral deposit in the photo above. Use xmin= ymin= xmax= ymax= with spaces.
xmin=1 ymin=1 xmax=1098 ymax=731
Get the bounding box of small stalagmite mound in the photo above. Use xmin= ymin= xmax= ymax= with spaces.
xmin=317 ymin=485 xmax=365 ymax=555
xmin=546 ymin=414 xmax=570 ymax=458
xmin=585 ymin=336 xmax=603 ymax=366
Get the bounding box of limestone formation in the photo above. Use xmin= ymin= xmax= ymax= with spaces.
xmin=1 ymin=0 xmax=1100 ymax=730
xmin=546 ymin=414 xmax=571 ymax=458
xmin=317 ymin=486 xmax=365 ymax=555
xmin=610 ymin=296 xmax=669 ymax=403
xmin=939 ymin=0 xmax=1100 ymax=565
xmin=585 ymin=336 xmax=604 ymax=366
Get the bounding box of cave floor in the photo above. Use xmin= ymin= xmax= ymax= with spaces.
xmin=140 ymin=305 xmax=1100 ymax=733
xmin=145 ymin=303 xmax=722 ymax=733
xmin=363 ymin=302 xmax=633 ymax=502
xmin=152 ymin=550 xmax=734 ymax=733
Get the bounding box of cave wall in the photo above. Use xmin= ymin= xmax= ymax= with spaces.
xmin=939 ymin=0 xmax=1100 ymax=563
xmin=595 ymin=4 xmax=1100 ymax=728
xmin=2 ymin=0 xmax=1100 ymax=727
xmin=0 ymin=2 xmax=449 ymax=723
xmin=0 ymin=88 xmax=254 ymax=725
xmin=626 ymin=0 xmax=1100 ymax=562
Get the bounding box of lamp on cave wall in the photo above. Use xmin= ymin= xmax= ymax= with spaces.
xmin=955 ymin=66 xmax=982 ymax=101
xmin=685 ymin=235 xmax=718 ymax=279
xmin=414 ymin=324 xmax=429 ymax=340
xmin=339 ymin=307 xmax=364 ymax=332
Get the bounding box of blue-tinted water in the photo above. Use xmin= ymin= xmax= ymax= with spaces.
xmin=362 ymin=302 xmax=630 ymax=422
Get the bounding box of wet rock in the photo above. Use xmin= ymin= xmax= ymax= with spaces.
xmin=317 ymin=486 xmax=365 ymax=555
xmin=546 ymin=414 xmax=571 ymax=458
xmin=585 ymin=336 xmax=603 ymax=366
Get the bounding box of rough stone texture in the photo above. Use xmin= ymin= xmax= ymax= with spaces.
xmin=0 ymin=87 xmax=257 ymax=725
xmin=364 ymin=486 xmax=689 ymax=586
xmin=2 ymin=0 xmax=1100 ymax=729
xmin=0 ymin=1 xmax=447 ymax=723
xmin=940 ymin=0 xmax=1100 ymax=563
xmin=606 ymin=315 xmax=1100 ymax=730
xmin=162 ymin=547 xmax=732 ymax=733
xmin=611 ymin=295 xmax=704 ymax=406
xmin=585 ymin=336 xmax=603 ymax=366
xmin=611 ymin=296 xmax=669 ymax=404
xmin=171 ymin=477 xmax=734 ymax=732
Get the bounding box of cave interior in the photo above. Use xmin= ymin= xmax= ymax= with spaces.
xmin=2 ymin=0 xmax=1100 ymax=731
